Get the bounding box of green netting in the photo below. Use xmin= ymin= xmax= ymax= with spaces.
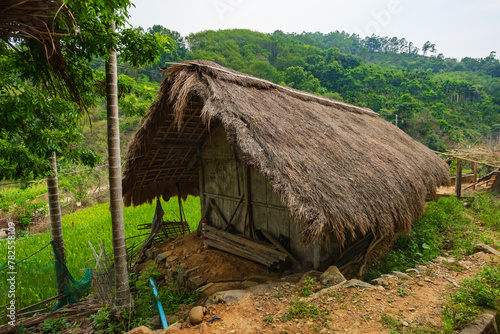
xmin=0 ymin=240 xmax=92 ymax=318
xmin=50 ymin=241 xmax=92 ymax=311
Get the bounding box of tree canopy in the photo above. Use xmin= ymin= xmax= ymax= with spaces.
xmin=0 ymin=0 xmax=166 ymax=181
xmin=138 ymin=28 xmax=499 ymax=151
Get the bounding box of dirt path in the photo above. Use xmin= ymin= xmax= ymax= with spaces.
xmin=149 ymin=235 xmax=498 ymax=334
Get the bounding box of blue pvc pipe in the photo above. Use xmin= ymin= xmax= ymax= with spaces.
xmin=150 ymin=278 xmax=168 ymax=329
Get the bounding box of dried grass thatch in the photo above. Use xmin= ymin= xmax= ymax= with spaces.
xmin=0 ymin=0 xmax=86 ymax=107
xmin=123 ymin=60 xmax=450 ymax=244
xmin=1 ymin=0 xmax=75 ymax=64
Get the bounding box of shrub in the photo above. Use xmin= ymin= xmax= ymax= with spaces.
xmin=365 ymin=197 xmax=476 ymax=280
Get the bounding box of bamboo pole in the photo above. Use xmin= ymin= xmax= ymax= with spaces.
xmin=455 ymin=158 xmax=462 ymax=198
xmin=176 ymin=183 xmax=184 ymax=222
xmin=473 ymin=162 xmax=478 ymax=190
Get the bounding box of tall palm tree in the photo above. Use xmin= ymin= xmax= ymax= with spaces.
xmin=105 ymin=20 xmax=131 ymax=307
xmin=47 ymin=152 xmax=66 ymax=297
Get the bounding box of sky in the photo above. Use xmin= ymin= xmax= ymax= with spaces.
xmin=128 ymin=0 xmax=500 ymax=60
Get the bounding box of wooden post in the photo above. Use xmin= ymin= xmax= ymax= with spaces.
xmin=492 ymin=171 xmax=500 ymax=193
xmin=176 ymin=183 xmax=184 ymax=222
xmin=198 ymin=157 xmax=206 ymax=217
xmin=455 ymin=158 xmax=462 ymax=198
xmin=473 ymin=162 xmax=478 ymax=190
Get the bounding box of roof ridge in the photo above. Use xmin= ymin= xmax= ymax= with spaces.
xmin=165 ymin=61 xmax=379 ymax=117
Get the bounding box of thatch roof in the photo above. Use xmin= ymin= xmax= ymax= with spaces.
xmin=123 ymin=60 xmax=450 ymax=244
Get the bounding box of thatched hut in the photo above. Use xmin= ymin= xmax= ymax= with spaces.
xmin=123 ymin=60 xmax=450 ymax=271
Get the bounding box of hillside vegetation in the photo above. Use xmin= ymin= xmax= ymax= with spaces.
xmin=7 ymin=28 xmax=498 ymax=227
xmin=128 ymin=28 xmax=500 ymax=152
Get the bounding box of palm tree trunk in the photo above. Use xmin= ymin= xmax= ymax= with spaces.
xmin=106 ymin=20 xmax=131 ymax=308
xmin=47 ymin=152 xmax=66 ymax=299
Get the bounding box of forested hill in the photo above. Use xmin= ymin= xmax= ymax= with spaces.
xmin=131 ymin=28 xmax=500 ymax=151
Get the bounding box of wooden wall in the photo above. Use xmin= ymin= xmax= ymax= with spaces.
xmin=200 ymin=127 xmax=337 ymax=269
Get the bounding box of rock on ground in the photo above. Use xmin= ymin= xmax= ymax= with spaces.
xmin=157 ymin=250 xmax=173 ymax=262
xmin=148 ymin=315 xmax=162 ymax=330
xmin=300 ymin=270 xmax=323 ymax=283
xmin=189 ymin=306 xmax=205 ymax=325
xmin=125 ymin=326 xmax=155 ymax=334
xmin=475 ymin=243 xmax=500 ymax=256
xmin=460 ymin=309 xmax=498 ymax=334
xmin=319 ymin=265 xmax=346 ymax=287
xmin=162 ymin=322 xmax=182 ymax=331
xmin=205 ymin=290 xmax=250 ymax=306
xmin=343 ymin=279 xmax=376 ymax=289
xmin=390 ymin=271 xmax=411 ymax=279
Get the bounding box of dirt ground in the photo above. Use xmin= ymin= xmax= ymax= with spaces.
xmin=140 ymin=233 xmax=500 ymax=334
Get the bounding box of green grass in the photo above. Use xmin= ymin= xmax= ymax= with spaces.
xmin=364 ymin=195 xmax=500 ymax=281
xmin=0 ymin=182 xmax=47 ymax=207
xmin=442 ymin=265 xmax=500 ymax=333
xmin=468 ymin=193 xmax=500 ymax=230
xmin=366 ymin=193 xmax=500 ymax=332
xmin=380 ymin=313 xmax=437 ymax=334
xmin=281 ymin=300 xmax=321 ymax=322
xmin=0 ymin=196 xmax=200 ymax=315
xmin=0 ymin=182 xmax=48 ymax=219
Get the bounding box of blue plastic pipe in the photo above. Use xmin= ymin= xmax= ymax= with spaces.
xmin=150 ymin=278 xmax=168 ymax=329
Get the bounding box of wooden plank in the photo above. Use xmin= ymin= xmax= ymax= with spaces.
xmin=204 ymin=239 xmax=273 ymax=266
xmin=203 ymin=231 xmax=279 ymax=264
xmin=261 ymin=230 xmax=304 ymax=271
xmin=226 ymin=159 xmax=238 ymax=198
xmin=204 ymin=225 xmax=285 ymax=256
xmin=464 ymin=168 xmax=500 ymax=191
xmin=204 ymin=225 xmax=287 ymax=260
xmin=16 ymin=294 xmax=64 ymax=314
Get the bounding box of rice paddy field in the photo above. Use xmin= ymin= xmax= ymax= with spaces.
xmin=0 ymin=196 xmax=201 ymax=317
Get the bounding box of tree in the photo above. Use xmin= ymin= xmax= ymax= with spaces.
xmin=0 ymin=0 xmax=98 ymax=303
xmin=0 ymin=69 xmax=83 ymax=300
xmin=1 ymin=0 xmax=163 ymax=309
xmin=47 ymin=153 xmax=66 ymax=297
xmin=422 ymin=41 xmax=436 ymax=56
xmin=105 ymin=19 xmax=131 ymax=307
xmin=64 ymin=0 xmax=164 ymax=309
